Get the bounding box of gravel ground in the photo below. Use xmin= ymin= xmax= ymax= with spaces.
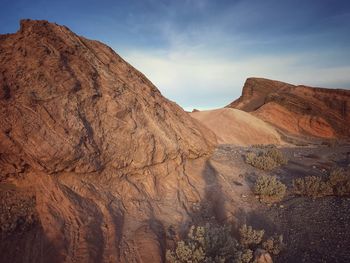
xmin=211 ymin=144 xmax=350 ymax=263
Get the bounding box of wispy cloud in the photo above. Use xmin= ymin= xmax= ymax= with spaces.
xmin=1 ymin=0 xmax=349 ymax=110
xmin=119 ymin=2 xmax=350 ymax=110
xmin=123 ymin=45 xmax=350 ymax=111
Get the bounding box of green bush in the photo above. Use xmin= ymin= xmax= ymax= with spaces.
xmin=245 ymin=147 xmax=287 ymax=171
xmin=254 ymin=175 xmax=286 ymax=202
xmin=293 ymin=176 xmax=332 ymax=198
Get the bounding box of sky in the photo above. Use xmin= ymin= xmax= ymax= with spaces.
xmin=1 ymin=0 xmax=350 ymax=110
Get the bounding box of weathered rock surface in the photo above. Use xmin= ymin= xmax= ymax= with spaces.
xmin=227 ymin=78 xmax=350 ymax=139
xmin=0 ymin=19 xmax=217 ymax=263
xmin=0 ymin=19 xmax=215 ymax=175
xmin=191 ymin=108 xmax=282 ymax=146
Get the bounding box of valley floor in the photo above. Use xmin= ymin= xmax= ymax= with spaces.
xmin=207 ymin=143 xmax=350 ymax=263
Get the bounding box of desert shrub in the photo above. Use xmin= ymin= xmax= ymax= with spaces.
xmin=245 ymin=152 xmax=276 ymax=171
xmin=235 ymin=249 xmax=253 ymax=263
xmin=328 ymin=168 xmax=350 ymax=196
xmin=245 ymin=147 xmax=287 ymax=171
xmin=166 ymin=240 xmax=205 ymax=263
xmin=254 ymin=175 xmax=286 ymax=202
xmin=329 ymin=168 xmax=347 ymax=185
xmin=167 ymin=223 xmax=284 ymax=263
xmin=166 ymin=223 xmax=240 ymax=263
xmin=239 ymin=224 xmax=264 ymax=248
xmin=293 ymin=176 xmax=332 ymax=198
xmin=262 ymin=234 xmax=285 ymax=255
xmin=334 ymin=180 xmax=350 ymax=196
xmin=265 ymin=148 xmax=288 ymax=166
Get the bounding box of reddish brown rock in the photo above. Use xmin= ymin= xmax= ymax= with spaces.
xmin=227 ymin=77 xmax=350 ymax=138
xmin=0 ymin=19 xmax=215 ymax=175
xmin=0 ymin=19 xmax=217 ymax=263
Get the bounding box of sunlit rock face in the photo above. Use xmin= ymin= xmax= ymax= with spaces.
xmin=0 ymin=19 xmax=216 ymax=175
xmin=227 ymin=77 xmax=350 ymax=138
xmin=0 ymin=19 xmax=216 ymax=263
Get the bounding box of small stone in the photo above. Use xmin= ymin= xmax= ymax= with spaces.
xmin=254 ymin=249 xmax=273 ymax=263
xmin=279 ymin=205 xmax=284 ymax=208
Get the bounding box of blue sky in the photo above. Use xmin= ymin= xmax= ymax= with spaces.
xmin=1 ymin=0 xmax=350 ymax=110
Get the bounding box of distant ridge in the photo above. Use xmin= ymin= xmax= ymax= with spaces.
xmin=227 ymin=77 xmax=350 ymax=138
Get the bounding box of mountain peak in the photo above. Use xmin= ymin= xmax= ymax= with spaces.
xmin=0 ymin=19 xmax=216 ymax=173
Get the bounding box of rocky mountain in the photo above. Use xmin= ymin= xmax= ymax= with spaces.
xmin=0 ymin=19 xmax=216 ymax=262
xmin=227 ymin=78 xmax=350 ymax=139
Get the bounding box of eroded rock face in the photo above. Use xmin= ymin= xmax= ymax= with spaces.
xmin=227 ymin=78 xmax=350 ymax=138
xmin=0 ymin=19 xmax=216 ymax=175
xmin=0 ymin=19 xmax=217 ymax=263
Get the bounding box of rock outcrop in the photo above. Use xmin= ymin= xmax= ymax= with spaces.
xmin=191 ymin=108 xmax=282 ymax=146
xmin=0 ymin=19 xmax=216 ymax=263
xmin=0 ymin=19 xmax=215 ymax=175
xmin=227 ymin=78 xmax=350 ymax=139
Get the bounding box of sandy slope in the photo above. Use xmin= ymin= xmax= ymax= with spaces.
xmin=190 ymin=108 xmax=282 ymax=146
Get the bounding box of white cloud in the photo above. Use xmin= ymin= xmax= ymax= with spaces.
xmin=120 ymin=46 xmax=350 ymax=111
xmin=113 ymin=6 xmax=350 ymax=111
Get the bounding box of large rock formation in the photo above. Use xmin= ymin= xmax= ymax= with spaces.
xmin=227 ymin=78 xmax=350 ymax=139
xmin=0 ymin=20 xmax=216 ymax=263
xmin=0 ymin=19 xmax=215 ymax=175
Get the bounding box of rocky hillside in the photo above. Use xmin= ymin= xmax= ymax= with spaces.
xmin=227 ymin=78 xmax=350 ymax=139
xmin=0 ymin=20 xmax=216 ymax=263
